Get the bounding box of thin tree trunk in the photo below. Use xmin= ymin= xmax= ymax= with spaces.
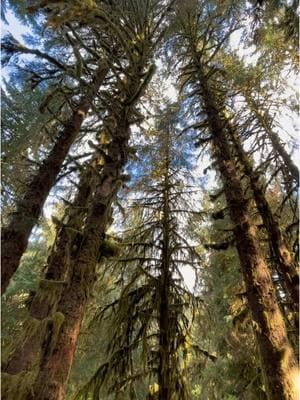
xmin=244 ymin=93 xmax=299 ymax=186
xmin=197 ymin=66 xmax=298 ymax=400
xmin=228 ymin=124 xmax=299 ymax=306
xmin=158 ymin=277 xmax=171 ymax=400
xmin=1 ymin=63 xmax=109 ymax=294
xmin=158 ymin=128 xmax=171 ymax=400
xmin=29 ymin=118 xmax=130 ymax=400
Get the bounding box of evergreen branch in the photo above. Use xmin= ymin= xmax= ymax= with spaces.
xmin=2 ymin=34 xmax=68 ymax=72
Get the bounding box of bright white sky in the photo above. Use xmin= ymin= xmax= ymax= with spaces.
xmin=2 ymin=9 xmax=27 ymax=40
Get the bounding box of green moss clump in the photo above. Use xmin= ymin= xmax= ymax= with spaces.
xmin=279 ymin=346 xmax=292 ymax=370
xmin=100 ymin=238 xmax=120 ymax=258
xmin=39 ymin=279 xmax=66 ymax=290
xmin=2 ymin=371 xmax=36 ymax=400
xmin=33 ymin=279 xmax=66 ymax=312
xmin=50 ymin=312 xmax=65 ymax=345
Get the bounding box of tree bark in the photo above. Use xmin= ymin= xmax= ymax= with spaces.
xmin=1 ymin=63 xmax=109 ymax=294
xmin=158 ymin=128 xmax=172 ymax=400
xmin=197 ymin=65 xmax=299 ymax=400
xmin=1 ymin=166 xmax=97 ymax=400
xmin=2 ymin=123 xmax=128 ymax=400
xmin=2 ymin=39 xmax=154 ymax=394
xmin=228 ymin=124 xmax=299 ymax=307
xmin=30 ymin=117 xmax=130 ymax=400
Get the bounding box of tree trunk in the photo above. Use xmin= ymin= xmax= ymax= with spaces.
xmin=158 ymin=129 xmax=171 ymax=400
xmin=158 ymin=280 xmax=171 ymax=400
xmin=29 ymin=118 xmax=130 ymax=400
xmin=1 ymin=63 xmax=109 ymax=294
xmin=244 ymin=93 xmax=299 ymax=186
xmin=2 ymin=132 xmax=127 ymax=400
xmin=228 ymin=124 xmax=299 ymax=307
xmin=1 ymin=166 xmax=97 ymax=400
xmin=2 ymin=38 xmax=153 ymax=393
xmin=197 ymin=66 xmax=299 ymax=400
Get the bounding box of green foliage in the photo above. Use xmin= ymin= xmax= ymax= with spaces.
xmin=1 ymin=238 xmax=48 ymax=357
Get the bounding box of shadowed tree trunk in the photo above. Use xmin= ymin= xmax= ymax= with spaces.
xmin=158 ymin=128 xmax=172 ymax=400
xmin=228 ymin=123 xmax=299 ymax=307
xmin=1 ymin=62 xmax=109 ymax=294
xmin=158 ymin=265 xmax=171 ymax=400
xmin=195 ymin=62 xmax=298 ymax=400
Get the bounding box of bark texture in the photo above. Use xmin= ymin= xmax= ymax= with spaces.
xmin=30 ymin=116 xmax=130 ymax=400
xmin=27 ymin=51 xmax=155 ymax=398
xmin=196 ymin=63 xmax=298 ymax=400
xmin=229 ymin=124 xmax=299 ymax=306
xmin=2 ymin=119 xmax=128 ymax=399
xmin=2 ymin=14 xmax=154 ymax=389
xmin=1 ymin=63 xmax=108 ymax=294
xmin=158 ymin=129 xmax=172 ymax=400
xmin=1 ymin=166 xmax=97 ymax=399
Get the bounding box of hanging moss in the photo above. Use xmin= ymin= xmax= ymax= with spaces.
xmin=100 ymin=238 xmax=120 ymax=258
xmin=2 ymin=310 xmax=66 ymax=400
xmin=2 ymin=319 xmax=45 ymax=397
xmin=48 ymin=311 xmax=65 ymax=355
xmin=279 ymin=346 xmax=293 ymax=370
xmin=2 ymin=371 xmax=37 ymax=400
xmin=39 ymin=278 xmax=66 ymax=290
xmin=32 ymin=278 xmax=66 ymax=312
xmin=2 ymin=316 xmax=42 ymax=367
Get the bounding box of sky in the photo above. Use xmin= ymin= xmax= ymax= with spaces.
xmin=2 ymin=9 xmax=29 ymax=41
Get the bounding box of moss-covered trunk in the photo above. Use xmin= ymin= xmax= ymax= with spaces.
xmin=229 ymin=124 xmax=299 ymax=307
xmin=158 ymin=279 xmax=171 ymax=400
xmin=198 ymin=68 xmax=298 ymax=400
xmin=29 ymin=118 xmax=130 ymax=400
xmin=1 ymin=167 xmax=97 ymax=400
xmin=158 ymin=129 xmax=171 ymax=400
xmin=2 ymin=119 xmax=129 ymax=400
xmin=2 ymin=31 xmax=154 ymax=391
xmin=1 ymin=63 xmax=108 ymax=294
